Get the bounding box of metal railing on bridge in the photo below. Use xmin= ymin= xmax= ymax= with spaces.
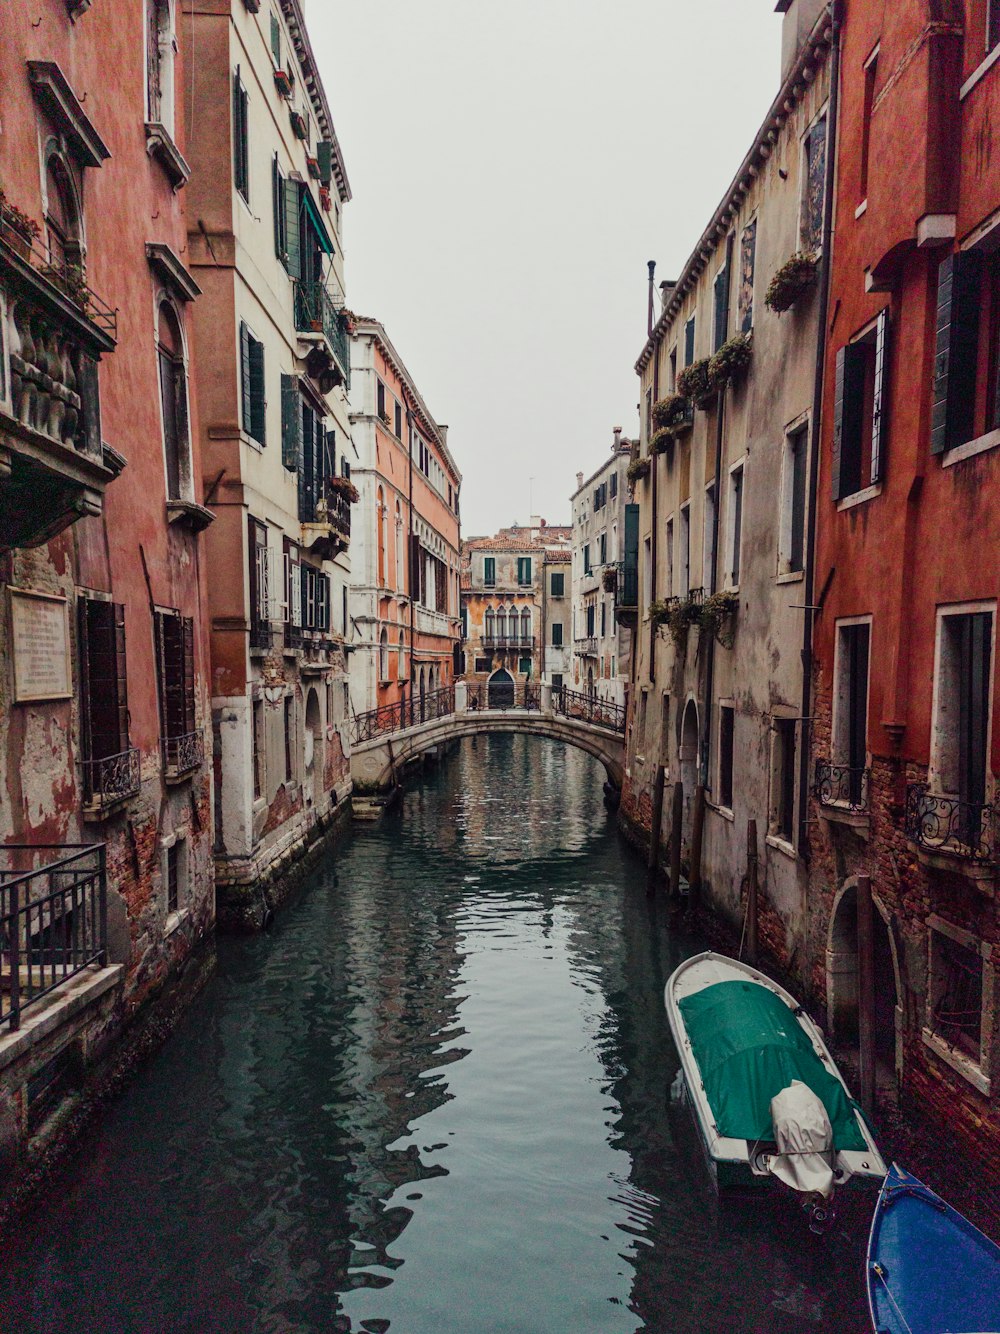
xmin=466 ymin=681 xmax=542 ymax=713
xmin=350 ymin=686 xmax=455 ymax=746
xmin=553 ymin=686 xmax=626 ymax=734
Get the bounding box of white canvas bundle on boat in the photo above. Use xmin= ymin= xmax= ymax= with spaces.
xmin=767 ymin=1080 xmax=837 ymax=1199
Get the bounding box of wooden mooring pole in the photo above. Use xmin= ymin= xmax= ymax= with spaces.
xmin=745 ymin=819 xmax=759 ymax=965
xmin=688 ymin=785 xmax=706 ymax=914
xmin=668 ymin=781 xmax=684 ymax=901
xmin=646 ymin=765 xmax=666 ymax=895
xmin=857 ymin=874 xmax=876 ymax=1118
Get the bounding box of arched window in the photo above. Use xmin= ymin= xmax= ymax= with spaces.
xmin=376 ymin=487 xmax=386 ymax=585
xmin=520 ymin=608 xmax=531 ymax=646
xmin=158 ymin=301 xmax=188 ymax=500
xmin=484 ymin=607 xmax=495 ymax=644
xmin=398 ymin=630 xmax=406 ymax=680
xmin=395 ymin=501 xmax=404 ymax=588
xmin=379 ymin=627 xmax=389 ymax=682
xmin=506 ymin=606 xmax=517 ymax=642
xmin=45 ymin=154 xmax=80 ymax=272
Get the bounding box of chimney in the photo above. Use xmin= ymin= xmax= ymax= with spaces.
xmin=576 ymin=472 xmax=584 ymax=490
xmin=647 ymin=260 xmax=656 ymax=338
xmin=613 ymin=426 xmax=622 ymax=452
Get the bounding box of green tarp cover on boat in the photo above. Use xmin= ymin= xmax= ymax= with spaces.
xmin=678 ymin=980 xmax=867 ymax=1150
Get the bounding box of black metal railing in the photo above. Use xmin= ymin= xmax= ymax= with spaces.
xmin=0 ymin=224 xmax=117 ymax=339
xmin=293 ymin=280 xmax=350 ymax=388
xmin=350 ymin=686 xmax=455 ymax=745
xmin=814 ymin=761 xmax=870 ymax=814
xmin=162 ymin=729 xmax=204 ymax=779
xmin=465 ymin=681 xmax=542 ymax=713
xmin=82 ymin=747 xmax=141 ymax=811
xmin=554 ymin=686 xmax=626 ymax=734
xmin=482 ymin=634 xmax=535 ymax=650
xmin=905 ymin=784 xmax=998 ymax=866
xmin=0 ymin=843 xmax=108 ymax=1031
xmin=615 ymin=559 xmax=639 ymax=610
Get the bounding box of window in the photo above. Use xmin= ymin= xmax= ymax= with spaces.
xmin=833 ymin=621 xmax=871 ymax=805
xmin=240 ymin=323 xmax=266 ymax=445
xmin=395 ymin=502 xmax=404 ymax=588
xmin=475 ymin=657 xmax=492 ymax=673
xmin=739 ymin=220 xmax=757 ymax=333
xmin=859 ymin=54 xmax=878 ymax=205
xmin=643 ymin=536 xmax=652 ymax=602
xmin=599 ymin=533 xmax=607 ymax=566
xmin=609 ymin=473 xmax=618 ymax=500
xmin=684 ymin=315 xmax=696 ymax=366
xmin=483 ymin=556 xmax=495 ymax=588
xmin=521 ymin=608 xmax=531 ymax=644
xmin=600 ymin=602 xmax=607 ymax=637
xmin=803 ymin=116 xmax=827 ymax=251
xmin=645 ymin=387 xmax=653 ymax=444
xmin=713 ymin=265 xmax=729 ymax=353
xmin=726 ymin=464 xmax=744 ymax=588
xmin=297 ymin=402 xmax=331 ymax=524
xmin=233 ymin=67 xmax=250 ymax=202
xmin=929 ymin=924 xmax=985 ymax=1065
xmin=771 ymin=717 xmax=797 ymax=843
xmin=583 ymin=544 xmax=591 ymax=576
xmin=931 ymin=250 xmax=1000 ymax=454
xmin=990 ymin=0 xmax=1000 ymax=51
xmin=165 ymin=840 xmax=181 ymax=915
xmin=252 ymin=697 xmax=264 ymax=800
xmin=832 ymin=309 xmax=890 ymax=499
xmin=250 ymin=519 xmax=272 ymax=647
xmin=283 ymin=696 xmax=294 ymax=781
xmin=665 ymin=518 xmax=674 ymax=597
xmin=377 ymin=379 xmax=386 ymax=420
xmin=679 ymin=504 xmax=690 ymax=597
xmin=550 ymin=572 xmax=564 ymax=598
xmin=586 ymin=604 xmax=595 ymax=637
xmin=517 ymin=557 xmax=532 ymax=586
xmin=146 ymin=0 xmax=176 ymax=132
xmin=702 ymin=483 xmax=716 ymax=590
xmin=519 ymin=657 xmax=532 ymax=676
xmin=379 ymin=628 xmax=389 ymax=682
xmin=158 ymin=302 xmax=189 ymax=500
xmin=552 ymin=673 xmax=564 ymax=691
xmin=398 ymin=632 xmax=406 ymax=680
xmin=154 ymin=609 xmax=197 ymax=774
xmin=669 ymin=346 xmax=678 ymax=392
xmin=395 ymin=402 xmax=402 ymax=437
xmin=780 ymin=426 xmax=808 ymax=573
xmin=78 ymin=597 xmax=132 ymax=807
xmin=718 ymin=704 xmax=735 ymax=810
xmin=552 ymin=622 xmax=563 ymax=647
xmin=932 ymin=610 xmax=993 ymax=815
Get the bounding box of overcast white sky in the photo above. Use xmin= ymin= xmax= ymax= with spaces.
xmin=309 ymin=1 xmax=783 ymax=536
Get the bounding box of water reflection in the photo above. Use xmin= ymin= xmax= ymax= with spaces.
xmin=0 ymin=735 xmax=868 ymax=1333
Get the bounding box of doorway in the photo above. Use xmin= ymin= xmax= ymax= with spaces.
xmin=827 ymin=881 xmax=900 ymax=1074
xmin=488 ymin=669 xmax=515 ymax=709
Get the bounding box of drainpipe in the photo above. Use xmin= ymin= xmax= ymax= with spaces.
xmin=649 ymin=340 xmax=660 ymax=687
xmin=647 ymin=259 xmax=656 ymax=339
xmin=797 ymin=0 xmax=842 ymax=859
xmin=406 ymin=399 xmax=415 ymax=726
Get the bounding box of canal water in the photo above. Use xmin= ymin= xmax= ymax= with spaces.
xmin=0 ymin=736 xmax=872 ymax=1333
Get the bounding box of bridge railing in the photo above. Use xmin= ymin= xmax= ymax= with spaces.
xmin=350 ymin=686 xmax=455 ymax=746
xmin=554 ymin=686 xmax=626 ymax=735
xmin=465 ymin=681 xmax=542 ymax=713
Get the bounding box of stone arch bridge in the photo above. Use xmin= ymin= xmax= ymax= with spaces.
xmin=350 ymin=682 xmax=626 ymax=794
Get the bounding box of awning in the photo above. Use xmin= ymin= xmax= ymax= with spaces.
xmin=302 ymin=188 xmax=334 ymax=255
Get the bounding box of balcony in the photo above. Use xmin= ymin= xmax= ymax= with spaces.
xmin=162 ymin=728 xmax=204 ymax=781
xmin=1 ymin=843 xmax=108 ymax=1032
xmin=612 ymin=559 xmax=638 ymax=628
xmin=293 ymin=280 xmax=350 ymax=391
xmin=82 ymin=747 xmax=141 ymax=816
xmin=905 ymin=784 xmax=998 ymax=884
xmin=0 ymin=229 xmax=120 ymax=549
xmin=301 ymin=479 xmax=351 ymax=559
xmin=575 ymin=636 xmax=599 ymax=656
xmin=814 ymin=761 xmax=871 ymax=814
xmin=482 ymin=633 xmax=535 ymax=651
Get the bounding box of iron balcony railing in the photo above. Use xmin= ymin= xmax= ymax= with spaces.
xmin=293 ymin=280 xmax=350 ymax=388
xmin=905 ymin=784 xmax=998 ymax=866
xmin=0 ymin=225 xmax=117 ymax=340
xmin=162 ymin=729 xmax=204 ymax=779
xmin=553 ymin=685 xmax=626 ymax=735
xmin=82 ymin=747 xmax=141 ymax=812
xmin=615 ymin=559 xmax=639 ymax=610
xmin=0 ymin=843 xmax=108 ymax=1031
xmin=814 ymin=761 xmax=871 ymax=814
xmin=482 ymin=633 xmax=535 ymax=650
xmin=350 ymin=686 xmax=455 ymax=745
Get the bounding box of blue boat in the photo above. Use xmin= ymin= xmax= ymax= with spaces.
xmin=868 ymin=1163 xmax=1000 ymax=1334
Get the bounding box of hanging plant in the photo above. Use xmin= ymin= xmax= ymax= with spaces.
xmin=650 ymin=427 xmax=674 ymax=455
xmin=708 ymin=332 xmax=753 ymax=390
xmin=651 ymin=393 xmax=690 ymax=430
xmin=627 ymin=456 xmax=651 ymax=484
xmin=699 ymin=590 xmax=740 ymax=648
xmin=0 ymin=191 xmax=41 ymax=244
xmin=328 ymin=475 xmax=359 ymax=504
xmin=765 ymin=252 xmax=819 ymax=314
xmin=601 ymin=566 xmax=618 ymax=593
xmin=676 ymin=358 xmax=715 ymax=408
xmin=648 ymin=599 xmax=671 ymax=630
xmin=667 ymin=596 xmax=704 ymax=651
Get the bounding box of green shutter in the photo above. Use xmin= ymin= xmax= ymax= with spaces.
xmin=281 ymin=374 xmax=301 ymax=470
xmin=270 ymin=11 xmax=281 ymax=64
xmin=248 ymin=336 xmax=266 ymax=444
xmin=317 ymin=140 xmax=333 ymax=185
xmin=931 ymin=252 xmax=980 ymax=455
xmin=240 ymin=321 xmax=252 ymax=432
xmin=272 ymin=155 xmax=285 ymax=260
xmin=484 ymin=556 xmax=495 ymax=586
xmin=284 ymin=178 xmax=301 ymax=279
xmin=870 ymin=308 xmax=889 ymax=484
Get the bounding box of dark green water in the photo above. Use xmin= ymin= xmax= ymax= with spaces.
xmin=0 ymin=736 xmax=871 ymax=1333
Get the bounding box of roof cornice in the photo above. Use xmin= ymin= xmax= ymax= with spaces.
xmin=635 ymin=10 xmax=832 ymax=375
xmin=279 ymin=0 xmax=351 ymax=203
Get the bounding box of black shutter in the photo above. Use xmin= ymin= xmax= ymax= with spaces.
xmin=272 ymin=156 xmax=285 ymax=260
xmin=931 ymin=252 xmax=980 ymax=455
xmin=959 ymin=613 xmax=992 ymax=810
xmin=714 ymin=267 xmax=728 ymax=352
xmin=870 ymin=307 xmax=889 ymax=484
xmin=240 ymin=322 xmax=252 ymax=434
xmin=832 ymin=346 xmax=846 ymax=500
xmin=324 ymin=428 xmax=336 ymax=485
xmin=281 ymin=374 xmax=301 ymax=470
xmin=160 ymin=348 xmax=181 ymax=499
xmin=832 ymin=342 xmax=866 ymax=499
xmin=410 ymin=534 xmax=422 ymax=601
xmin=299 ymin=403 xmax=315 ymax=520
xmin=248 ymin=335 xmax=266 ymax=444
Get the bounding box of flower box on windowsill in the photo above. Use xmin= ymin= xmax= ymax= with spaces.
xmin=274 ymin=68 xmax=293 ymax=98
xmin=306 ymin=156 xmax=321 ymax=180
xmin=289 ymin=110 xmax=308 ymax=141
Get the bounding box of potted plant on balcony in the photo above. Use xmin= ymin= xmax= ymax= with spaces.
xmin=328 ymin=475 xmax=359 ymax=504
xmin=708 ymin=332 xmax=753 ymax=391
xmin=0 ymin=191 xmax=41 ymax=259
xmin=627 ymin=456 xmax=651 ymax=484
xmin=676 ymin=358 xmax=715 ymax=409
xmin=602 ymin=566 xmax=618 ymax=593
xmin=650 ymin=426 xmax=675 ymax=455
xmin=652 ymin=392 xmax=690 ymax=431
xmin=765 ymin=251 xmax=819 ymax=314
xmin=667 ymin=596 xmax=704 ymax=652
xmin=699 ymin=590 xmax=739 ymax=648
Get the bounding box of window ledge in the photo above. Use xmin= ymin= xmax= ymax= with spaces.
xmin=818 ymin=803 xmax=870 ymax=835
xmin=709 ymin=802 xmax=736 ymax=823
xmin=145 ymin=123 xmax=191 ymax=190
xmin=922 ymin=1028 xmax=990 ymax=1096
xmin=775 ymin=569 xmax=805 ymax=585
xmin=942 ymin=428 xmax=1000 ymax=468
xmin=837 ymin=482 xmax=882 ymax=512
xmin=167 ymin=499 xmax=215 ymax=532
xmin=765 ymin=832 xmax=797 ymax=860
xmin=164 ymin=907 xmax=190 ymax=939
xmin=907 ymin=840 xmax=997 ymax=893
xmin=960 ymin=42 xmax=1000 ymax=101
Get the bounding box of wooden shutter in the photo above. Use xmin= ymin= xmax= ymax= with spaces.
xmin=281 ymin=374 xmax=301 ymax=470
xmin=832 ymin=346 xmax=846 ymax=500
xmin=713 ymin=267 xmax=728 ymax=352
xmin=317 ymin=140 xmax=333 ymax=185
xmin=324 ymin=428 xmax=336 ymax=484
xmin=959 ymin=613 xmax=992 ymax=809
xmin=284 ymin=178 xmax=302 ymax=280
xmin=248 ymin=335 xmax=266 ymax=444
xmin=931 ymin=252 xmax=980 ymax=455
xmin=299 ymin=403 xmax=315 ymax=520
xmin=272 ymin=155 xmax=285 ymax=260
xmin=318 ymin=575 xmax=331 ymax=632
xmin=154 ymin=610 xmax=187 ymax=741
xmin=240 ymin=322 xmax=252 ymax=434
xmin=270 ymin=10 xmax=281 ymax=64
xmin=233 ymin=70 xmax=248 ymax=198
xmin=832 ymin=342 xmax=866 ymax=499
xmin=870 ymin=307 xmax=890 ymax=484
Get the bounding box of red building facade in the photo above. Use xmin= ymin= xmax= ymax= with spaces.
xmin=0 ymin=0 xmax=214 ymax=1175
xmin=808 ymin=0 xmax=1000 ymax=1169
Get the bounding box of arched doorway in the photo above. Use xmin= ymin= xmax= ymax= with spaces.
xmin=827 ymin=881 xmax=900 ymax=1074
xmin=679 ymin=698 xmax=699 ymax=846
xmin=304 ymin=687 xmax=322 ymax=805
xmin=488 ymin=668 xmax=515 ymax=709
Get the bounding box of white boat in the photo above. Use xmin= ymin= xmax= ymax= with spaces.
xmin=665 ymin=951 xmax=886 ymax=1212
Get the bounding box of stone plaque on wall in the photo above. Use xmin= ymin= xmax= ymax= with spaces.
xmin=10 ymin=589 xmax=71 ymax=702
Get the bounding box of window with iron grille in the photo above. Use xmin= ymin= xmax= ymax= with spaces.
xmin=233 ymin=67 xmax=250 ymax=201
xmin=154 ymin=609 xmax=197 ymax=772
xmin=78 ymin=596 xmax=133 ymax=807
xmin=475 ymin=657 xmax=491 ymax=673
xmin=249 ymin=518 xmax=272 ymax=648
xmin=930 ymin=926 xmax=984 ymax=1063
